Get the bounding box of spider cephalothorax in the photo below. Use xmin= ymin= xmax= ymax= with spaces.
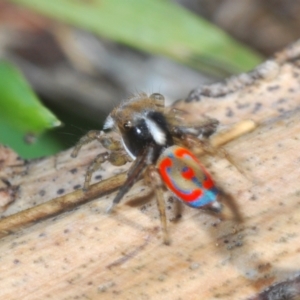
xmin=72 ymin=93 xmax=221 ymax=244
xmin=104 ymin=93 xmax=173 ymax=162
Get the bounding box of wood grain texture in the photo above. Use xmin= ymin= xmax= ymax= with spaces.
xmin=1 ymin=40 xmax=300 ymax=300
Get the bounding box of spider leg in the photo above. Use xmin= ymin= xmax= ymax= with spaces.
xmin=179 ymin=134 xmax=246 ymax=177
xmin=146 ymin=165 xmax=170 ymax=245
xmin=167 ymin=108 xmax=219 ymax=138
xmin=71 ymin=130 xmax=102 ymax=158
xmin=71 ymin=130 xmax=124 ymax=158
xmin=83 ymin=150 xmax=131 ymax=191
xmin=106 ymin=147 xmax=149 ymax=213
xmin=218 ymin=190 xmax=243 ymax=223
xmin=169 ymin=197 xmax=183 ymax=222
xmin=83 ymin=152 xmax=109 ymax=191
xmin=203 ymin=140 xmax=248 ymax=178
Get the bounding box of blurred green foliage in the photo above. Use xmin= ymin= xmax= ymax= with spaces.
xmin=0 ymin=60 xmax=61 ymax=158
xmin=11 ymin=0 xmax=262 ymax=74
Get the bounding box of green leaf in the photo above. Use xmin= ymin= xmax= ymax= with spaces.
xmin=0 ymin=60 xmax=61 ymax=136
xmin=0 ymin=118 xmax=63 ymax=159
xmin=9 ymin=0 xmax=263 ymax=75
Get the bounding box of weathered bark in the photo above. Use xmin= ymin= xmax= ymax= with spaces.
xmin=1 ymin=40 xmax=300 ymax=300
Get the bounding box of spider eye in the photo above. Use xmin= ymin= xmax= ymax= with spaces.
xmin=150 ymin=93 xmax=164 ymax=101
xmin=123 ymin=121 xmax=132 ymax=130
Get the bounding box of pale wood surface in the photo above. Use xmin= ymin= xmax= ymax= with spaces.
xmin=1 ymin=41 xmax=300 ymax=300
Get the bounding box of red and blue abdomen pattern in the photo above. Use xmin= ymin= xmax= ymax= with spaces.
xmin=158 ymin=145 xmax=219 ymax=208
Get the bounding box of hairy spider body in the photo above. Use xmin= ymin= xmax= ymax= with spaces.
xmin=72 ymin=93 xmax=221 ymax=244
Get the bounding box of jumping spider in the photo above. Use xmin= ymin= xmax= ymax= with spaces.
xmin=72 ymin=92 xmax=221 ymax=244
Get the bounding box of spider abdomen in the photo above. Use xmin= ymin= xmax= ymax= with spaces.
xmin=158 ymin=145 xmax=220 ymax=210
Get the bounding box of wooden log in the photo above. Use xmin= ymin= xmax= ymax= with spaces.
xmin=1 ymin=40 xmax=300 ymax=300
